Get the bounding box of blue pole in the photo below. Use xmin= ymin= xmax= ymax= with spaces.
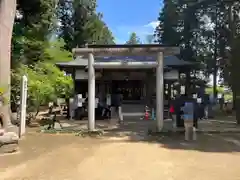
xmin=151 ymin=108 xmax=156 ymax=120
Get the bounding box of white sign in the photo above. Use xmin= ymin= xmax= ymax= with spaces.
xmin=19 ymin=75 xmax=28 ymax=138
xmin=197 ymin=98 xmax=202 ymax=103
xmin=193 ymin=94 xmax=197 ymax=99
xmin=218 ymin=93 xmax=222 ymax=99
xmin=69 ymin=98 xmax=75 ymax=119
xmin=76 ymin=94 xmax=84 ymax=107
xmin=95 ymin=98 xmax=99 ymax=108
xmin=180 ymin=86 xmax=185 ymax=95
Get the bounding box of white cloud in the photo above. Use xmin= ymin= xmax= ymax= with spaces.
xmin=144 ymin=21 xmax=160 ymax=29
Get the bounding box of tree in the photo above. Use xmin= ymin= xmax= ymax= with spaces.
xmin=154 ymin=0 xmax=214 ymax=127
xmin=12 ymin=62 xmax=73 ymax=119
xmin=0 ymin=0 xmax=17 ymax=129
xmin=231 ymin=35 xmax=240 ymax=123
xmin=57 ymin=0 xmax=114 ymax=51
xmin=72 ymin=0 xmax=96 ymax=47
xmin=12 ymin=0 xmax=58 ymax=65
xmin=45 ymin=39 xmax=73 ymax=63
xmin=154 ymin=0 xmax=181 ymax=46
xmin=11 ymin=37 xmax=74 ymax=117
xmin=126 ymin=32 xmax=141 ymax=44
xmin=84 ymin=13 xmax=115 ymax=44
xmin=156 ymin=0 xmax=240 ymax=124
xmin=145 ymin=34 xmax=155 ymax=44
xmin=154 ymin=0 xmax=223 ymax=78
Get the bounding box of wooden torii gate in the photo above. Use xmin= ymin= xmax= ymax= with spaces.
xmin=73 ymin=44 xmax=180 ymax=132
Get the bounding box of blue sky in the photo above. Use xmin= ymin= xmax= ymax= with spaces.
xmin=96 ymin=0 xmax=163 ymax=44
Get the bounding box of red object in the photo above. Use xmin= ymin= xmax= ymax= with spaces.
xmin=169 ymin=105 xmax=175 ymax=113
xmin=145 ymin=111 xmax=149 ymax=120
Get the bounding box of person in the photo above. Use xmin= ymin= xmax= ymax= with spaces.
xmin=219 ymin=94 xmax=224 ymax=111
xmin=169 ymin=99 xmax=176 ymax=130
xmin=181 ymin=95 xmax=197 ymax=141
xmin=197 ymin=96 xmax=204 ymax=120
xmin=173 ymin=94 xmax=185 ymax=128
xmin=208 ymin=93 xmax=216 ymax=118
xmin=111 ymin=89 xmax=123 ymax=124
xmin=101 ymin=94 xmax=111 ymax=119
xmin=203 ymin=93 xmax=210 ymax=119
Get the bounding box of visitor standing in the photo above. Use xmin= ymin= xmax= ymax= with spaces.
xmin=169 ymin=98 xmax=176 ymax=130
xmin=173 ymin=94 xmax=185 ymax=128
xmin=111 ymin=89 xmax=123 ymax=124
xmin=219 ymin=94 xmax=224 ymax=111
xmin=182 ymin=95 xmax=197 ymax=141
xmin=203 ymin=93 xmax=210 ymax=119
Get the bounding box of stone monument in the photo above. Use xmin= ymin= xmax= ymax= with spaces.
xmin=19 ymin=75 xmax=28 ymax=138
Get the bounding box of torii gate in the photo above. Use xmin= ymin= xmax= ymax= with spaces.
xmin=73 ymin=44 xmax=180 ymax=132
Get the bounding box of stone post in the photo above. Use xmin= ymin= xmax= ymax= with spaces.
xmin=19 ymin=75 xmax=28 ymax=138
xmin=88 ymin=53 xmax=95 ymax=131
xmin=156 ymin=52 xmax=164 ymax=131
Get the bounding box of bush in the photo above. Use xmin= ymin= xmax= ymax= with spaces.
xmin=11 ymin=62 xmax=73 ymax=116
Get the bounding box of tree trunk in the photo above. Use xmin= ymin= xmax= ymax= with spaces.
xmin=228 ymin=4 xmax=240 ymax=124
xmin=232 ymin=38 xmax=240 ymax=124
xmin=0 ymin=0 xmax=17 ymax=130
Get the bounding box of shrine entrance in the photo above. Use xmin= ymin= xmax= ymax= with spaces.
xmin=72 ymin=44 xmax=180 ymax=132
xmin=111 ymin=80 xmax=143 ymax=101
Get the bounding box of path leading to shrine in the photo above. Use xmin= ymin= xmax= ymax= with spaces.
xmin=1 ymin=130 xmax=240 ymax=180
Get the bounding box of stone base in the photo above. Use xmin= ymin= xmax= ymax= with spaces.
xmin=0 ymin=141 xmax=18 ymax=154
xmin=0 ymin=131 xmax=19 ymax=154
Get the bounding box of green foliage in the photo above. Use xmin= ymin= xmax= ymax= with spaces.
xmin=57 ymin=0 xmax=115 ymax=51
xmin=12 ymin=0 xmax=58 ymax=66
xmin=205 ymin=87 xmax=224 ymax=94
xmin=126 ymin=32 xmax=141 ymax=44
xmin=45 ymin=39 xmax=73 ymax=63
xmin=85 ymin=13 xmax=115 ymax=44
xmin=17 ymin=0 xmax=57 ymax=40
xmin=12 ymin=0 xmax=74 ymax=113
xmin=145 ymin=34 xmax=155 ymax=44
xmin=11 ymin=37 xmax=73 ymax=112
xmin=12 ymin=62 xmax=73 ymax=112
xmin=155 ymin=0 xmax=181 ymax=46
xmin=0 ymin=87 xmax=8 ymax=105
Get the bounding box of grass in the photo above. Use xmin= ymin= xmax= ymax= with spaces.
xmin=39 ymin=127 xmax=104 ymax=137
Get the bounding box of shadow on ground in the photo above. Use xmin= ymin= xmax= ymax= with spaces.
xmin=31 ymin=112 xmax=240 ymax=153
xmin=99 ymin=117 xmax=240 ymax=153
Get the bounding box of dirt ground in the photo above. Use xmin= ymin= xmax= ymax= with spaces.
xmin=1 ymin=129 xmax=240 ymax=180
